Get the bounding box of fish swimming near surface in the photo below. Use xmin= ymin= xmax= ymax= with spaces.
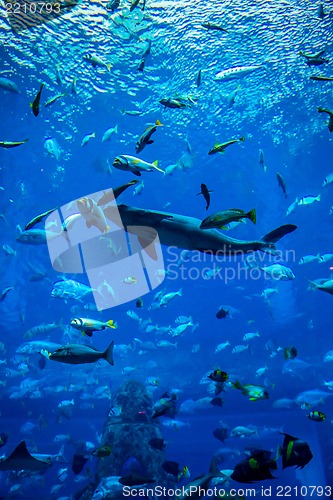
xmin=202 ymin=22 xmax=228 ymax=33
xmin=0 ymin=77 xmax=19 ymax=93
xmin=30 ymin=83 xmax=44 ymax=116
xmin=0 ymin=139 xmax=28 ymax=148
xmin=215 ymin=65 xmax=263 ymax=82
xmin=310 ymin=75 xmax=333 ymax=82
xmin=104 ymin=204 xmax=297 ymax=257
xmin=48 ymin=340 xmax=114 ymax=365
xmin=0 ymin=441 xmax=52 ymax=471
xmin=208 ymin=137 xmax=245 ymax=154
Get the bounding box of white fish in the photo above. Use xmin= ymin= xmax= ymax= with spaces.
xmin=318 ymin=253 xmax=333 ymax=263
xmin=298 ymin=194 xmax=321 ymax=206
xmin=260 ymin=264 xmax=295 ymax=281
xmin=256 ymin=365 xmax=268 ymax=377
xmin=286 ymin=197 xmax=299 ymax=216
xmin=81 ymin=132 xmax=95 ymax=147
xmin=230 ymin=426 xmax=257 ymax=438
xmin=298 ymin=254 xmax=320 ymax=265
xmin=243 ymin=331 xmax=260 ymax=341
xmin=175 ymin=315 xmax=193 ymax=324
xmin=215 ymin=65 xmax=263 ymax=82
xmin=171 ymin=321 xmax=193 ymax=337
xmin=102 ymin=125 xmax=118 ymax=142
xmin=232 ymin=344 xmax=249 ymax=354
xmin=215 ymin=341 xmax=230 ymax=353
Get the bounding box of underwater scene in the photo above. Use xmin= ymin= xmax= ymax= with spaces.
xmin=0 ymin=0 xmax=333 ymax=498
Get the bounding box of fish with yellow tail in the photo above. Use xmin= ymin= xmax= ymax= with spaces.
xmin=232 ymin=380 xmax=269 ymax=401
xmin=208 ymin=136 xmax=245 ymax=155
xmin=70 ymin=318 xmax=117 ymax=337
xmin=136 ymin=120 xmax=163 ymax=153
xmin=113 ymin=155 xmax=164 ymax=176
xmin=77 ymin=197 xmax=110 ymax=233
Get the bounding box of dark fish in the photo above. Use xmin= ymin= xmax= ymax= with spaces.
xmin=149 ymin=438 xmax=166 ymax=450
xmin=30 ymin=84 xmax=44 ymax=117
xmin=196 ymin=69 xmax=202 ymax=87
xmin=197 ymin=183 xmax=212 ymax=210
xmin=208 ymin=370 xmax=228 ymax=383
xmin=92 ymin=444 xmax=112 ymax=458
xmin=231 ymin=449 xmax=277 ymax=483
xmin=200 ymin=208 xmax=256 ymax=230
xmin=307 ymin=411 xmax=325 ymax=422
xmin=49 ymin=340 xmax=114 ymax=365
xmin=305 ymin=57 xmax=329 ymax=66
xmin=25 ymin=207 xmax=57 ymax=231
xmin=0 ymin=441 xmax=52 ymax=471
xmin=259 ymin=148 xmax=266 ymax=171
xmin=212 ymin=427 xmax=228 ymax=442
xmin=0 ymin=286 xmax=13 ymax=302
xmin=136 ymin=120 xmax=163 ymax=153
xmin=202 ymin=22 xmax=228 ymax=33
xmin=0 ymin=139 xmax=28 ymax=149
xmin=138 ymin=58 xmax=145 ymax=72
xmin=159 ymin=97 xmax=187 ymax=109
xmin=119 ymin=473 xmax=155 ymax=486
xmin=276 ymin=172 xmax=288 ymax=198
xmin=72 ymin=453 xmax=89 ymax=475
xmin=279 ymin=433 xmax=313 ymax=469
xmin=216 ymin=307 xmax=229 ymax=319
xmin=310 ymin=75 xmax=333 ymax=81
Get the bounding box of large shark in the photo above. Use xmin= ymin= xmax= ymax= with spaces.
xmin=104 ymin=204 xmax=297 ymax=257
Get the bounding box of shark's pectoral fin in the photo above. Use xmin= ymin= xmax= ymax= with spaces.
xmin=103 ymin=206 xmax=124 ymax=228
xmin=126 ymin=226 xmax=158 ymax=260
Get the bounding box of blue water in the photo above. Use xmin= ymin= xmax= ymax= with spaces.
xmin=1 ymin=0 xmax=333 ymax=498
